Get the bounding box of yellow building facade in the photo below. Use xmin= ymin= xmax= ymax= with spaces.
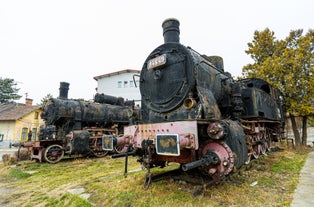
xmin=0 ymin=99 xmax=44 ymax=143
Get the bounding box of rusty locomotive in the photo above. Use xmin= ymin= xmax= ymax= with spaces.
xmin=113 ymin=18 xmax=285 ymax=187
xmin=20 ymin=82 xmax=139 ymax=163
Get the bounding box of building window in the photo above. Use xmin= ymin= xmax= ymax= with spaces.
xmin=118 ymin=81 xmax=122 ymax=88
xmin=32 ymin=128 xmax=37 ymax=141
xmin=124 ymin=81 xmax=128 ymax=88
xmin=34 ymin=111 xmax=39 ymax=119
xmin=21 ymin=127 xmax=28 ymax=140
xmin=130 ymin=81 xmax=134 ymax=87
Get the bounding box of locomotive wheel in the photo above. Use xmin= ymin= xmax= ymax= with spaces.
xmin=114 ymin=145 xmax=124 ymax=153
xmin=43 ymin=144 xmax=64 ymax=164
xmin=115 ymin=145 xmax=135 ymax=154
xmin=261 ymin=142 xmax=269 ymax=155
xmin=200 ymin=142 xmax=234 ymax=180
xmin=91 ymin=150 xmax=109 ymax=158
xmin=252 ymin=144 xmax=261 ymax=159
xmin=266 ymin=139 xmax=271 ymax=152
xmin=114 ymin=134 xmax=129 ymax=154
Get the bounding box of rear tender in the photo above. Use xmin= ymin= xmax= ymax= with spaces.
xmin=239 ymin=78 xmax=284 ymax=121
xmin=238 ymin=78 xmax=285 ymax=160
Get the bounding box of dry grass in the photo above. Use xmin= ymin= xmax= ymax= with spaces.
xmin=0 ymin=143 xmax=312 ymax=207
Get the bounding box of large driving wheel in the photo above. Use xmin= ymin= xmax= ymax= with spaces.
xmin=91 ymin=149 xmax=109 ymax=158
xmin=43 ymin=144 xmax=64 ymax=163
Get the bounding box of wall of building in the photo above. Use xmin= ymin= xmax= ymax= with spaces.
xmin=0 ymin=120 xmax=15 ymax=142
xmin=97 ymin=72 xmax=141 ymax=106
xmin=0 ymin=109 xmax=44 ymax=143
xmin=15 ymin=109 xmax=43 ymax=142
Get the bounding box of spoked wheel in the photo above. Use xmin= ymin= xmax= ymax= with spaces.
xmin=114 ymin=144 xmax=125 ymax=154
xmin=91 ymin=149 xmax=109 ymax=158
xmin=114 ymin=145 xmax=134 ymax=154
xmin=43 ymin=144 xmax=64 ymax=163
xmin=261 ymin=141 xmax=268 ymax=155
xmin=114 ymin=134 xmax=128 ymax=154
xmin=266 ymin=139 xmax=271 ymax=152
xmin=252 ymin=144 xmax=261 ymax=159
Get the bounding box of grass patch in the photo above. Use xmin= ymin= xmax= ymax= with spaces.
xmin=271 ymin=154 xmax=304 ymax=173
xmin=9 ymin=168 xmax=32 ymax=179
xmin=0 ymin=144 xmax=312 ymax=207
xmin=58 ymin=193 xmax=94 ymax=207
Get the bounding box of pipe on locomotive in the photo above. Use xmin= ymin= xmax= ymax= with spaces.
xmin=94 ymin=93 xmax=135 ymax=106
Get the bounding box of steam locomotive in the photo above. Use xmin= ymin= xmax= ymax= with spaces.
xmin=20 ymin=82 xmax=138 ymax=163
xmin=113 ymin=18 xmax=285 ymax=187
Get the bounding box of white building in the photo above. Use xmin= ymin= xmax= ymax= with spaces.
xmin=94 ymin=69 xmax=141 ymax=106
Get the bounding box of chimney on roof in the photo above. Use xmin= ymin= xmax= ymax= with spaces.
xmin=25 ymin=98 xmax=33 ymax=106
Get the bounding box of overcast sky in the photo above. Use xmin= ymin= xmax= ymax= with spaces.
xmin=1 ymin=0 xmax=313 ymax=104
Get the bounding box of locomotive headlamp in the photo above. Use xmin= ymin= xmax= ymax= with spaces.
xmin=147 ymin=54 xmax=166 ymax=70
xmin=102 ymin=135 xmax=114 ymax=151
xmin=156 ymin=134 xmax=180 ymax=156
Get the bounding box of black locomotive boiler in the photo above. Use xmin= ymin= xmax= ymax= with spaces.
xmin=21 ymin=82 xmax=139 ymax=163
xmin=113 ymin=18 xmax=285 ymax=187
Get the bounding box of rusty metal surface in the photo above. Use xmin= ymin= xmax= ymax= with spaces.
xmin=200 ymin=142 xmax=234 ymax=180
xmin=36 ymin=96 xmax=137 ymax=162
xmin=42 ymin=98 xmax=132 ymax=126
xmin=140 ymin=43 xmax=195 ymax=117
xmin=124 ymin=121 xmax=199 ymax=150
xmin=239 ymin=78 xmax=284 ymax=122
xmin=67 ymin=130 xmax=90 ymax=154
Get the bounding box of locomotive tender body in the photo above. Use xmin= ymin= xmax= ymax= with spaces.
xmin=115 ymin=18 xmax=285 ymax=186
xmin=239 ymin=78 xmax=284 ymax=121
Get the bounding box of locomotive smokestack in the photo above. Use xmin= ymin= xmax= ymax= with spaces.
xmin=162 ymin=18 xmax=180 ymax=43
xmin=59 ymin=82 xmax=70 ymax=99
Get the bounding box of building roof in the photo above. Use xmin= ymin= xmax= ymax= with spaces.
xmin=93 ymin=69 xmax=140 ymax=80
xmin=0 ymin=102 xmax=40 ymax=121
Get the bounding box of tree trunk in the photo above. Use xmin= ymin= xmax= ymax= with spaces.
xmin=302 ymin=116 xmax=308 ymax=146
xmin=290 ymin=115 xmax=301 ymax=146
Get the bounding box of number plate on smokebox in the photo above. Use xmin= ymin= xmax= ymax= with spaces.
xmin=147 ymin=54 xmax=166 ymax=70
xmin=102 ymin=135 xmax=114 ymax=150
xmin=156 ymin=134 xmax=180 ymax=156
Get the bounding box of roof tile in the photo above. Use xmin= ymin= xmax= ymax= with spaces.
xmin=0 ymin=103 xmax=40 ymax=121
